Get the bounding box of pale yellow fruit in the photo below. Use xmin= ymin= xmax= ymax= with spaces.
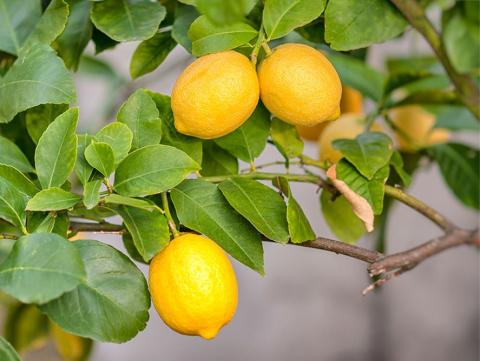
xmin=149 ymin=233 xmax=238 ymax=339
xmin=258 ymin=43 xmax=342 ymax=127
xmin=389 ymin=105 xmax=450 ymax=152
xmin=172 ymin=51 xmax=259 ymax=139
xmin=50 ymin=322 xmax=92 ymax=361
xmin=318 ymin=113 xmax=383 ymax=164
xmin=297 ymin=85 xmax=363 ymax=141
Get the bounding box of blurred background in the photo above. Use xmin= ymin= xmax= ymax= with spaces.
xmin=2 ymin=16 xmax=479 ymax=361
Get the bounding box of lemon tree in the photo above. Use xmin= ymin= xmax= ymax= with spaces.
xmin=0 ymin=0 xmax=478 ymax=358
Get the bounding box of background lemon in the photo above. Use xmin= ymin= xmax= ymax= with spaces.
xmin=318 ymin=113 xmax=383 ymax=164
xmin=172 ymin=51 xmax=259 ymax=139
xmin=149 ymin=233 xmax=238 ymax=340
xmin=258 ymin=43 xmax=341 ymax=127
xmin=297 ymin=85 xmax=363 ymax=141
xmin=389 ymin=105 xmax=450 ymax=152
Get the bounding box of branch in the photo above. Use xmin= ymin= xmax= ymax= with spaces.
xmin=390 ymin=0 xmax=480 ymax=119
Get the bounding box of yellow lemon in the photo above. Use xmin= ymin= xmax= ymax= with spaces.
xmin=258 ymin=43 xmax=341 ymax=127
xmin=149 ymin=233 xmax=238 ymax=339
xmin=389 ymin=105 xmax=450 ymax=152
xmin=297 ymin=85 xmax=363 ymax=141
xmin=318 ymin=113 xmax=383 ymax=164
xmin=172 ymin=51 xmax=259 ymax=139
xmin=50 ymin=322 xmax=92 ymax=361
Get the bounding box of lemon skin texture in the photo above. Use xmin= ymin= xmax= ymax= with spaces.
xmin=389 ymin=105 xmax=450 ymax=152
xmin=149 ymin=233 xmax=238 ymax=339
xmin=258 ymin=43 xmax=342 ymax=127
xmin=172 ymin=51 xmax=259 ymax=139
xmin=318 ymin=113 xmax=383 ymax=164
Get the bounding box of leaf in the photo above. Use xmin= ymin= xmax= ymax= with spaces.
xmin=35 ymin=108 xmax=78 ymax=189
xmin=41 ymin=240 xmax=150 ymax=343
xmin=0 ymin=45 xmax=76 ymax=123
xmin=201 ymin=142 xmax=238 ymax=177
xmin=26 ymin=188 xmax=81 ymax=211
xmin=215 ymin=104 xmax=270 ymax=162
xmin=0 ymin=337 xmax=21 ymax=361
xmin=172 ymin=5 xmax=199 ymax=52
xmin=130 ymin=32 xmax=176 ymax=79
xmin=430 ymin=143 xmax=479 ymax=209
xmin=171 ymin=179 xmax=264 ymax=273
xmin=117 ymin=206 xmax=170 ymax=262
xmin=91 ymin=27 xmax=118 ymax=53
xmin=0 ymin=178 xmax=27 ymax=232
xmin=25 ymin=104 xmax=69 ymax=144
xmin=0 ymin=233 xmax=85 ymax=304
xmin=91 ymin=0 xmax=166 ymax=42
xmin=55 ymin=0 xmax=93 ymax=70
xmin=0 ymin=164 xmax=39 ymax=198
xmin=146 ymin=91 xmax=203 ymax=164
xmin=104 ymin=194 xmax=158 ymax=211
xmin=0 ymin=136 xmax=34 ymax=173
xmin=320 ymin=189 xmax=365 ymax=244
xmin=94 ymin=122 xmax=133 ymax=166
xmin=263 ymin=0 xmax=327 ymax=40
xmin=333 ymin=132 xmax=393 ymax=179
xmin=270 ymin=118 xmax=304 ymax=159
xmin=84 ymin=142 xmax=115 ymax=177
xmin=219 ymin=178 xmax=289 ymax=243
xmin=192 ymin=0 xmax=257 ymax=25
xmin=83 ymin=178 xmax=102 ymax=210
xmin=325 ymin=0 xmax=407 ymax=51
xmin=427 ymin=105 xmax=480 ymax=132
xmin=189 ymin=15 xmax=258 ymax=56
xmin=117 ymin=89 xmax=162 ymax=150
xmin=327 ymin=53 xmax=385 ymax=101
xmin=389 ymin=151 xmax=411 ymax=186
xmin=114 ymin=144 xmax=200 ymax=197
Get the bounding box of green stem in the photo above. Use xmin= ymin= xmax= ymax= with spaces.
xmin=202 ymin=171 xmax=320 ymax=185
xmin=251 ymin=24 xmax=266 ymax=65
xmin=0 ymin=233 xmax=18 ymax=240
xmin=161 ymin=192 xmax=179 ymax=237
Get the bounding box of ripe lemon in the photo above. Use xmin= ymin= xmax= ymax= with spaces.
xmin=297 ymin=85 xmax=363 ymax=141
xmin=149 ymin=233 xmax=238 ymax=339
xmin=389 ymin=105 xmax=449 ymax=152
xmin=258 ymin=43 xmax=341 ymax=127
xmin=318 ymin=113 xmax=383 ymax=164
xmin=172 ymin=51 xmax=259 ymax=139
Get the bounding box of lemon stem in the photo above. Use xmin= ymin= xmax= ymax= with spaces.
xmin=161 ymin=192 xmax=179 ymax=238
xmin=261 ymin=41 xmax=272 ymax=56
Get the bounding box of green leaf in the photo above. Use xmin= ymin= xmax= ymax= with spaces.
xmin=0 ymin=233 xmax=85 ymax=304
xmin=25 ymin=104 xmax=69 ymax=144
xmin=383 ymin=71 xmax=449 ymax=97
xmin=325 ymin=0 xmax=407 ymax=51
xmin=91 ymin=0 xmax=166 ymax=42
xmin=95 ymin=122 xmax=133 ymax=165
xmin=172 ymin=5 xmax=199 ymax=52
xmin=41 ymin=240 xmax=150 ymax=343
xmin=91 ymin=27 xmax=118 ymax=53
xmin=26 ymin=188 xmax=81 ymax=211
xmin=201 ymin=142 xmax=238 ymax=177
xmin=219 ymin=178 xmax=289 ymax=243
xmin=146 ymin=91 xmax=203 ymax=164
xmin=263 ymin=0 xmax=327 ymax=40
xmin=328 ymin=53 xmax=385 ymax=101
xmin=117 ymin=89 xmax=162 ymax=150
xmin=84 ymin=142 xmax=115 ymax=177
xmin=0 ymin=136 xmax=34 ymax=173
xmin=27 ymin=212 xmax=55 ymax=234
xmin=192 ymin=0 xmax=257 ymax=25
xmin=270 ymin=118 xmax=303 ymax=159
xmin=0 ymin=164 xmax=39 ymax=198
xmin=122 ymin=233 xmax=146 ymax=264
xmin=0 ymin=45 xmax=76 ymax=123
xmin=389 ymin=151 xmax=411 ymax=186
xmin=83 ymin=178 xmax=102 ymax=209
xmin=427 ymin=105 xmax=480 ymax=132
xmin=430 ymin=143 xmax=479 ymax=209
xmin=35 ymin=108 xmax=78 ymax=189
xmin=114 ymin=144 xmax=200 ymax=197
xmin=320 ymin=189 xmax=365 ymax=244
xmin=130 ymin=32 xmax=176 ymax=79
xmin=189 ymin=15 xmax=258 ymax=56
xmin=171 ymin=179 xmax=264 ymax=273
xmin=336 ymin=160 xmax=389 ymax=215
xmin=0 ymin=337 xmax=21 ymax=361
xmin=0 ymin=0 xmax=41 ymax=55
xmin=215 ymin=104 xmax=270 ymax=162
xmin=75 ymin=134 xmax=94 ymax=185
xmin=104 ymin=194 xmax=158 ymax=211
xmin=117 ymin=206 xmax=170 ymax=262
xmin=55 ymin=0 xmax=93 ymax=70
xmin=333 ymin=132 xmax=393 ymax=180
xmin=0 ymin=178 xmax=27 ymax=232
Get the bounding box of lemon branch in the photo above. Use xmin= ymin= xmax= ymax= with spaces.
xmin=161 ymin=192 xmax=179 ymax=238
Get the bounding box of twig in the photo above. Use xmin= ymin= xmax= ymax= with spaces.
xmin=69 ymin=222 xmax=124 ymax=234
xmin=161 ymin=192 xmax=179 ymax=237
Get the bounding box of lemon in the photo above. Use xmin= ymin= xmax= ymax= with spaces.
xmin=258 ymin=43 xmax=341 ymax=127
xmin=172 ymin=51 xmax=259 ymax=139
xmin=318 ymin=113 xmax=383 ymax=164
xmin=297 ymin=85 xmax=363 ymax=141
xmin=50 ymin=322 xmax=92 ymax=361
xmin=149 ymin=233 xmax=238 ymax=339
xmin=389 ymin=105 xmax=450 ymax=152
